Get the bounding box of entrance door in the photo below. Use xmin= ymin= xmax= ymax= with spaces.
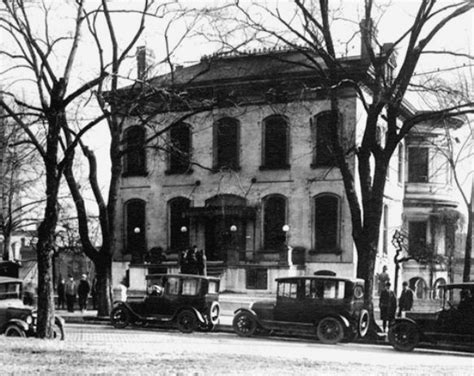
xmin=205 ymin=217 xmax=246 ymax=262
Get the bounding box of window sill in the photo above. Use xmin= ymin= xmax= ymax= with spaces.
xmin=259 ymin=164 xmax=290 ymax=171
xmin=309 ymin=248 xmax=342 ymax=256
xmin=212 ymin=166 xmax=241 ymax=173
xmin=122 ymin=171 xmax=148 ymax=178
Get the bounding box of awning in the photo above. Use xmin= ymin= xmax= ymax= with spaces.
xmin=184 ymin=205 xmax=257 ymax=219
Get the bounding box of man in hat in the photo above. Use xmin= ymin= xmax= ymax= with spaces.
xmin=78 ymin=274 xmax=91 ymax=312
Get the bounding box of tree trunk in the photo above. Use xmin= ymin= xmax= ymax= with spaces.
xmin=2 ymin=233 xmax=11 ymax=260
xmin=95 ymin=252 xmax=113 ymax=317
xmin=463 ymin=210 xmax=472 ymax=282
xmin=35 ymin=190 xmax=59 ymax=338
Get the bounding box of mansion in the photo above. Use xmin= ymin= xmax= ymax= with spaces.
xmin=111 ymin=46 xmax=467 ymax=297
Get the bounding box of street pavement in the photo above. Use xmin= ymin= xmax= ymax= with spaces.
xmin=56 ymin=324 xmax=474 ymax=375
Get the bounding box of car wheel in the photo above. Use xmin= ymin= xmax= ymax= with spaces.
xmin=232 ymin=311 xmax=257 ymax=337
xmin=5 ymin=324 xmax=26 ymax=338
xmin=388 ymin=321 xmax=419 ymax=352
xmin=176 ymin=310 xmax=197 ymax=334
xmin=110 ymin=306 xmax=130 ymax=329
xmin=358 ymin=309 xmax=370 ymax=338
xmin=52 ymin=322 xmax=65 ymax=341
xmin=316 ymin=317 xmax=344 ymax=344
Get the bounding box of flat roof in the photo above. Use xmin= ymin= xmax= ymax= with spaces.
xmin=443 ymin=282 xmax=474 ymax=289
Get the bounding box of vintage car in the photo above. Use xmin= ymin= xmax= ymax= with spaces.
xmin=388 ymin=282 xmax=474 ymax=352
xmin=110 ymin=274 xmax=220 ymax=333
xmin=232 ymin=276 xmax=369 ymax=344
xmin=0 ymin=276 xmax=65 ymax=339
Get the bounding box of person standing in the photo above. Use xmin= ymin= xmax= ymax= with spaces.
xmin=78 ymin=274 xmax=91 ymax=312
xmin=379 ymin=281 xmax=397 ymax=332
xmin=377 ymin=266 xmax=390 ymax=296
xmin=57 ymin=278 xmax=66 ymax=310
xmin=65 ymin=276 xmax=77 ymax=312
xmin=196 ymin=248 xmax=207 ymax=276
xmin=398 ymin=281 xmax=414 ymax=317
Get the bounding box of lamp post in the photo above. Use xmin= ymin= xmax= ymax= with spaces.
xmin=282 ymin=225 xmax=292 ymax=266
xmin=230 ymin=225 xmax=237 ymax=264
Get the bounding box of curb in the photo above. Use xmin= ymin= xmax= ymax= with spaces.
xmin=63 ymin=315 xmax=474 ymax=353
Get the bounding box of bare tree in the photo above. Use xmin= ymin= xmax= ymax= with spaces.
xmin=0 ymin=0 xmax=108 ymax=338
xmin=210 ymin=1 xmax=474 ymax=320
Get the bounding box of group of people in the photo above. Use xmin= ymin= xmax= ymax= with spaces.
xmin=57 ymin=274 xmax=93 ymax=313
xmin=180 ymin=245 xmax=207 ymax=275
xmin=379 ymin=280 xmax=414 ymax=332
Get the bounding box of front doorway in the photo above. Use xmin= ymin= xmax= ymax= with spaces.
xmin=204 ymin=216 xmax=246 ymax=262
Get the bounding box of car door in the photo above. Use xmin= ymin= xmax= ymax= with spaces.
xmin=274 ymin=280 xmax=303 ymax=322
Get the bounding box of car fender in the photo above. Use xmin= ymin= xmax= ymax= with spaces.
xmin=337 ymin=315 xmax=351 ymax=328
xmin=5 ymin=318 xmax=29 ymax=332
xmin=233 ymin=308 xmax=264 ymax=327
xmin=391 ymin=317 xmax=418 ymax=327
xmin=174 ymin=306 xmax=206 ymax=324
xmin=112 ymin=301 xmax=140 ymax=320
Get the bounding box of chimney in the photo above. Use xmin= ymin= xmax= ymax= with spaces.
xmin=136 ymin=46 xmax=154 ymax=80
xmin=359 ymin=18 xmax=377 ymax=62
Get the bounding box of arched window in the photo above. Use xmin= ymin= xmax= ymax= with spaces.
xmin=168 ymin=197 xmax=190 ymax=252
xmin=314 ymin=194 xmax=340 ymax=252
xmin=123 ymin=126 xmax=146 ymax=176
xmin=168 ymin=122 xmax=192 ymax=174
xmin=312 ymin=112 xmax=337 ymax=167
xmin=433 ymin=278 xmax=446 ymax=300
xmin=124 ymin=199 xmax=146 ymax=263
xmin=214 ymin=117 xmax=239 ymax=170
xmin=410 ymin=277 xmax=427 ymax=299
xmin=263 ymin=195 xmax=287 ymax=250
xmin=262 ymin=115 xmax=289 ymax=169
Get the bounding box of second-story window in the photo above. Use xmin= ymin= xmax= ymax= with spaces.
xmin=168 ymin=122 xmax=191 ymax=174
xmin=123 ymin=126 xmax=146 ymax=176
xmin=261 ymin=115 xmax=289 ymax=169
xmin=312 ymin=112 xmax=336 ymax=167
xmin=408 ymin=147 xmax=428 ymax=182
xmin=214 ymin=117 xmax=239 ymax=170
xmin=408 ymin=221 xmax=427 ymax=253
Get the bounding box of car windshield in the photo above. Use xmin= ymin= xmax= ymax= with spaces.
xmin=0 ymin=282 xmax=21 ymax=300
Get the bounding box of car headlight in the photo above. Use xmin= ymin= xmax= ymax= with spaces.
xmin=25 ymin=315 xmax=33 ymax=324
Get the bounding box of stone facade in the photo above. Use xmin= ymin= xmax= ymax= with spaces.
xmin=111 ymin=49 xmax=467 ymax=296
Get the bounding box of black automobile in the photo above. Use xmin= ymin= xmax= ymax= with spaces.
xmin=388 ymin=282 xmax=474 ymax=352
xmin=232 ymin=276 xmax=369 ymax=344
xmin=110 ymin=274 xmax=220 ymax=333
xmin=0 ymin=276 xmax=65 ymax=339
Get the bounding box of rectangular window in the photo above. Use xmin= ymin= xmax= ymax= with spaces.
xmin=182 ymin=279 xmax=199 ymax=296
xmin=408 ymin=221 xmax=427 ymax=253
xmin=166 ymin=277 xmax=180 ymax=295
xmin=246 ymin=268 xmax=268 ymax=290
xmin=0 ymin=283 xmax=21 ymax=300
xmin=398 ymin=143 xmax=404 ymax=183
xmin=408 ymin=147 xmax=429 ymax=182
xmin=277 ymin=282 xmax=297 ymax=298
xmin=208 ymin=281 xmax=218 ymax=294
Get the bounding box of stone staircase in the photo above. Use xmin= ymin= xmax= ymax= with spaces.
xmin=206 ymin=261 xmax=226 ymax=277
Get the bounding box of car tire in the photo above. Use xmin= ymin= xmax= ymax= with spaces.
xmin=358 ymin=309 xmax=370 ymax=338
xmin=176 ymin=310 xmax=197 ymax=334
xmin=110 ymin=306 xmax=130 ymax=329
xmin=200 ymin=301 xmax=220 ymax=332
xmin=316 ymin=317 xmax=344 ymax=344
xmin=388 ymin=321 xmax=420 ymax=352
xmin=5 ymin=324 xmax=26 ymax=338
xmin=232 ymin=311 xmax=257 ymax=337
